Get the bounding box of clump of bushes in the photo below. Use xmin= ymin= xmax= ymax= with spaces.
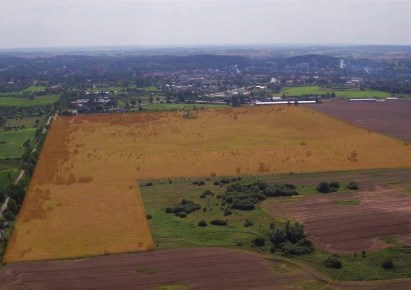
xmin=219 ymin=178 xmax=231 ymax=184
xmin=253 ymin=238 xmax=265 ymax=247
xmin=198 ymin=220 xmax=208 ymax=227
xmin=221 ymin=181 xmax=298 ymax=212
xmin=175 ymin=212 xmax=187 ymax=218
xmin=382 ymin=259 xmax=394 ymax=269
xmin=193 ymin=180 xmax=205 ymax=186
xmin=166 ymin=198 xmax=201 ymax=217
xmin=270 ymin=221 xmax=313 ymax=255
xmin=317 ymin=181 xmax=340 ymax=193
xmin=210 ymin=219 xmax=228 ymax=226
xmin=347 ymin=182 xmax=359 ymax=190
xmin=200 ymin=190 xmax=213 ymax=198
xmin=243 ymin=219 xmax=253 ymax=227
xmin=324 ymin=254 xmax=342 ymax=269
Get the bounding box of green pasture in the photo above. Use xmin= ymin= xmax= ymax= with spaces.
xmin=0 ymin=128 xmax=35 ymax=159
xmin=0 ymin=169 xmax=17 ymax=192
xmin=280 ymin=86 xmax=390 ymax=99
xmin=23 ymin=85 xmax=47 ymax=93
xmin=0 ymin=95 xmax=59 ymax=107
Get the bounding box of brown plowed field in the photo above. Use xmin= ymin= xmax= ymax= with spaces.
xmin=310 ymin=100 xmax=411 ymax=141
xmin=264 ymin=186 xmax=411 ymax=253
xmin=1 ymin=248 xmax=409 ymax=290
xmin=5 ymin=106 xmax=411 ymax=263
xmin=0 ymin=248 xmax=312 ymax=290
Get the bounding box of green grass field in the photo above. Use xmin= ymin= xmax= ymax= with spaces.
xmin=280 ymin=86 xmax=390 ymax=99
xmin=0 ymin=128 xmax=35 ymax=159
xmin=0 ymin=169 xmax=17 ymax=192
xmin=5 ymin=116 xmax=47 ymax=129
xmin=282 ymin=86 xmax=324 ymax=96
xmin=140 ymin=173 xmax=411 ymax=281
xmin=0 ymin=95 xmax=59 ymax=107
xmin=297 ymin=246 xmax=411 ymax=281
xmin=333 ymin=90 xmax=390 ymax=98
xmin=142 ymin=86 xmax=160 ymax=92
xmin=23 ymin=85 xmax=47 ymax=94
xmin=140 ymin=177 xmax=275 ymax=250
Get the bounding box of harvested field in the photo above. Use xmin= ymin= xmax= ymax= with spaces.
xmin=5 ymin=106 xmax=411 ymax=263
xmin=1 ymin=248 xmax=409 ymax=290
xmin=264 ymin=185 xmax=411 ymax=253
xmin=310 ymin=100 xmax=411 ymax=141
xmin=0 ymin=248 xmax=314 ymax=290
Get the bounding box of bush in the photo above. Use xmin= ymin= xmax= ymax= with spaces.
xmin=347 ymin=182 xmax=359 ymax=190
xmin=146 ymin=214 xmax=152 ymax=220
xmin=166 ymin=199 xmax=201 ymax=215
xmin=145 ymin=182 xmax=153 ymax=187
xmin=175 ymin=212 xmax=187 ymax=218
xmin=198 ymin=220 xmax=208 ymax=227
xmin=224 ymin=209 xmax=232 ymax=216
xmin=280 ymin=242 xmax=314 ymax=255
xmin=232 ymin=199 xmax=255 ymax=211
xmin=243 ymin=219 xmax=253 ymax=227
xmin=7 ymin=199 xmax=19 ymax=215
xmin=382 ymin=259 xmax=394 ymax=269
xmin=220 ymin=178 xmax=231 ymax=184
xmin=317 ymin=181 xmax=330 ymax=193
xmin=210 ymin=219 xmax=228 ymax=226
xmin=253 ymin=238 xmax=265 ymax=247
xmin=324 ymin=255 xmax=342 ymax=269
xmin=329 ymin=181 xmax=340 ymax=189
xmin=213 ymin=181 xmax=220 ymax=186
xmin=193 ymin=181 xmax=205 ymax=186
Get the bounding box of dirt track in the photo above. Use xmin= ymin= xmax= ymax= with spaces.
xmin=310 ymin=100 xmax=411 ymax=141
xmin=264 ymin=186 xmax=411 ymax=253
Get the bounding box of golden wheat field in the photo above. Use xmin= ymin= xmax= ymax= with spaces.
xmin=4 ymin=105 xmax=411 ymax=263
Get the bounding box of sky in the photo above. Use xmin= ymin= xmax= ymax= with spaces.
xmin=0 ymin=0 xmax=410 ymax=49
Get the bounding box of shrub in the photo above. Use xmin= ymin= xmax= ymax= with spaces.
xmin=232 ymin=199 xmax=255 ymax=211
xmin=224 ymin=209 xmax=232 ymax=216
xmin=213 ymin=181 xmax=220 ymax=186
xmin=253 ymin=238 xmax=265 ymax=247
xmin=198 ymin=220 xmax=208 ymax=227
xmin=193 ymin=181 xmax=205 ymax=186
xmin=324 ymin=255 xmax=342 ymax=269
xmin=146 ymin=214 xmax=152 ymax=220
xmin=243 ymin=219 xmax=253 ymax=227
xmin=280 ymin=242 xmax=313 ymax=255
xmin=329 ymin=181 xmax=340 ymax=189
xmin=347 ymin=182 xmax=359 ymax=190
xmin=220 ymin=178 xmax=231 ymax=184
xmin=317 ymin=181 xmax=330 ymax=193
xmin=166 ymin=199 xmax=201 ymax=215
xmin=145 ymin=182 xmax=153 ymax=187
xmin=175 ymin=212 xmax=187 ymax=218
xmin=7 ymin=199 xmax=19 ymax=215
xmin=210 ymin=219 xmax=228 ymax=226
xmin=382 ymin=259 xmax=394 ymax=269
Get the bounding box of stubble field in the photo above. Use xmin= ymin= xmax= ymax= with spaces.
xmin=4 ymin=105 xmax=411 ymax=263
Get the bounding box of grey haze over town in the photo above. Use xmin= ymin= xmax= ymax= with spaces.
xmin=1 ymin=0 xmax=411 ymax=49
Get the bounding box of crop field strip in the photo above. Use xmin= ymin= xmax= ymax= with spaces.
xmin=4 ymin=105 xmax=411 ymax=263
xmin=0 ymin=95 xmax=60 ymax=107
xmin=279 ymin=86 xmax=390 ymax=98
